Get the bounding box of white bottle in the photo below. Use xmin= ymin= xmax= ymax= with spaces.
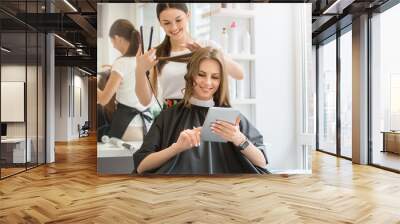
xmin=241 ymin=30 xmax=251 ymax=54
xmin=228 ymin=21 xmax=238 ymax=54
xmin=236 ymin=79 xmax=245 ymax=99
xmin=229 ymin=77 xmax=237 ymax=100
xmin=221 ymin=27 xmax=229 ymax=53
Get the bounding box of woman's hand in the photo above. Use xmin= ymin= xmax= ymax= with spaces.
xmin=211 ymin=117 xmax=246 ymax=146
xmin=136 ymin=45 xmax=158 ymax=73
xmin=173 ymin=127 xmax=202 ymax=153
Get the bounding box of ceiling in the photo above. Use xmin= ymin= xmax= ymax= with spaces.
xmin=310 ymin=0 xmax=391 ymax=44
xmin=0 ymin=0 xmax=97 ymax=73
xmin=0 ymin=0 xmax=395 ymax=73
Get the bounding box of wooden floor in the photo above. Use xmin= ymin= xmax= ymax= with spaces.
xmin=0 ymin=167 xmax=26 ymax=178
xmin=0 ymin=136 xmax=400 ymax=223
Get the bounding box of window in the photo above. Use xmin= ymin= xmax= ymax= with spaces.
xmin=371 ymin=2 xmax=400 ymax=171
xmin=0 ymin=1 xmax=47 ymax=179
xmin=340 ymin=29 xmax=352 ymax=158
xmin=318 ymin=37 xmax=337 ymax=155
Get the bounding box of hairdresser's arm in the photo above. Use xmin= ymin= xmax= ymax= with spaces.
xmin=135 ymin=48 xmax=158 ymax=107
xmin=97 ymin=72 xmax=121 ymax=106
xmin=223 ymin=55 xmax=244 ymax=80
xmin=185 ymin=42 xmax=244 ymax=80
xmin=137 ymin=128 xmax=201 ymax=174
xmin=135 ymin=66 xmax=153 ymax=107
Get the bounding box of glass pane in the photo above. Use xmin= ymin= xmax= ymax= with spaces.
xmin=371 ymin=3 xmax=400 ymax=171
xmin=309 ymin=46 xmax=317 ymax=135
xmin=38 ymin=32 xmax=45 ymax=165
xmin=1 ymin=31 xmax=27 ymax=177
xmin=340 ymin=30 xmax=352 ymax=158
xmin=318 ymin=38 xmax=337 ymax=154
xmin=27 ymin=31 xmax=38 ymax=169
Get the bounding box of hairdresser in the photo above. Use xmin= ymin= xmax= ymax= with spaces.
xmin=136 ymin=3 xmax=245 ymax=110
xmin=97 ymin=19 xmax=154 ymax=141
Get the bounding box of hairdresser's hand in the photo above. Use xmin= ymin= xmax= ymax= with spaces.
xmin=211 ymin=117 xmax=246 ymax=147
xmin=173 ymin=127 xmax=202 ymax=153
xmin=136 ymin=46 xmax=158 ymax=74
xmin=183 ymin=41 xmax=202 ymax=52
xmin=101 ymin=64 xmax=112 ymax=69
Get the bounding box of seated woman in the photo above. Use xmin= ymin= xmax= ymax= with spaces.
xmin=134 ymin=47 xmax=268 ymax=174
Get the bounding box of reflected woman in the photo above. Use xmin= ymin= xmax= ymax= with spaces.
xmin=97 ymin=19 xmax=154 ymax=141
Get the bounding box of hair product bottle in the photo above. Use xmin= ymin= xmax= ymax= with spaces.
xmin=229 ymin=77 xmax=237 ymax=100
xmin=228 ymin=21 xmax=238 ymax=54
xmin=221 ymin=27 xmax=229 ymax=52
xmin=241 ymin=30 xmax=251 ymax=54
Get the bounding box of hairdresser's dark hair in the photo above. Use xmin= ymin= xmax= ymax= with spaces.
xmin=109 ymin=19 xmax=140 ymax=57
xmin=155 ymin=3 xmax=189 ymax=72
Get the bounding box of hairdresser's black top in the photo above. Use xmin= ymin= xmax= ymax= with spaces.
xmin=133 ymin=102 xmax=268 ymax=174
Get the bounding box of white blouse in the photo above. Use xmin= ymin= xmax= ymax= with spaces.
xmin=112 ymin=56 xmax=148 ymax=128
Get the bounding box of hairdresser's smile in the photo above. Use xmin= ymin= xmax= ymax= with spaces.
xmin=170 ymin=28 xmax=183 ymax=38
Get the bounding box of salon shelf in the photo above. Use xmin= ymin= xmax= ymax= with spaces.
xmin=229 ymin=54 xmax=256 ymax=61
xmin=202 ymin=8 xmax=255 ymax=19
xmin=231 ymin=98 xmax=257 ymax=105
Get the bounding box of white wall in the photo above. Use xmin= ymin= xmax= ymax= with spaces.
xmin=55 ymin=67 xmax=68 ymax=141
xmin=1 ymin=65 xmax=35 ymax=137
xmin=1 ymin=64 xmax=46 ymax=163
xmin=72 ymin=74 xmax=89 ymax=138
xmin=55 ymin=67 xmax=89 ymax=141
xmin=254 ymin=4 xmax=311 ymax=171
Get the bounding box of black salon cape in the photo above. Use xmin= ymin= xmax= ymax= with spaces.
xmin=133 ymin=103 xmax=269 ymax=175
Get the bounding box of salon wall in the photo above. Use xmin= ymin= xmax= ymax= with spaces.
xmin=73 ymin=73 xmax=89 ymax=137
xmin=55 ymin=67 xmax=89 ymax=141
xmin=254 ymin=4 xmax=311 ymax=171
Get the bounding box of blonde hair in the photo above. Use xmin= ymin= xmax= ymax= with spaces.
xmin=182 ymin=47 xmax=230 ymax=107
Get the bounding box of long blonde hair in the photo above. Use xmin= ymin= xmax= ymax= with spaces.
xmin=182 ymin=47 xmax=230 ymax=107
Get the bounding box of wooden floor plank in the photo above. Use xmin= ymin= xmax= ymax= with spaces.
xmin=0 ymin=135 xmax=399 ymax=223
